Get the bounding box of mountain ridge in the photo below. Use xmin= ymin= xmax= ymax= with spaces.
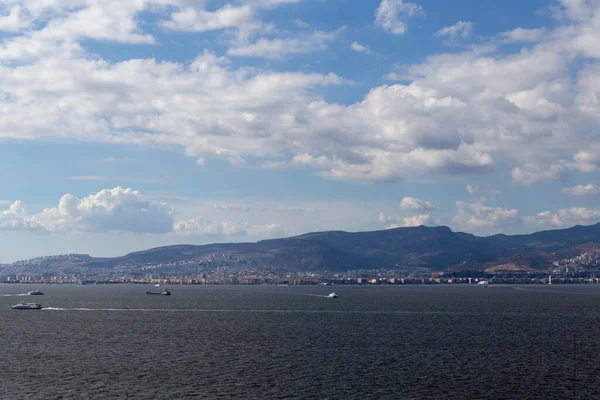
xmin=7 ymin=223 xmax=600 ymax=276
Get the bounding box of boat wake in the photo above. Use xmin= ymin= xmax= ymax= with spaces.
xmin=298 ymin=293 xmax=334 ymax=298
xmin=43 ymin=307 xmax=165 ymax=311
xmin=2 ymin=293 xmax=29 ymax=297
xmin=511 ymin=287 xmax=589 ymax=296
xmin=273 ymin=292 xmax=335 ymax=298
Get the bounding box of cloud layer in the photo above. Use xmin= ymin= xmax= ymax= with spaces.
xmin=2 ymin=0 xmax=600 ymax=186
xmin=0 ymin=187 xmax=174 ymax=233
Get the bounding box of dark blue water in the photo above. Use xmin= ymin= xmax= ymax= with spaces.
xmin=1 ymin=284 xmax=600 ymax=399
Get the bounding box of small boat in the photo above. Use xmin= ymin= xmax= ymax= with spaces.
xmin=146 ymin=289 xmax=171 ymax=296
xmin=327 ymin=292 xmax=339 ymax=298
xmin=27 ymin=290 xmax=44 ymax=295
xmin=12 ymin=302 xmax=43 ymax=310
xmin=154 ymin=284 xmax=161 ymax=287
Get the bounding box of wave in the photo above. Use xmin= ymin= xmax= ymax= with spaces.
xmin=39 ymin=307 xmax=557 ymax=317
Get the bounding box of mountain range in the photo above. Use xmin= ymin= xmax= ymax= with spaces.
xmin=41 ymin=222 xmax=600 ymax=275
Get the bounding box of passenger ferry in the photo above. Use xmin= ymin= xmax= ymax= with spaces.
xmin=146 ymin=289 xmax=171 ymax=296
xmin=12 ymin=302 xmax=43 ymax=310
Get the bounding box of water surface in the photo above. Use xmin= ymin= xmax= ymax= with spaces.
xmin=1 ymin=284 xmax=599 ymax=399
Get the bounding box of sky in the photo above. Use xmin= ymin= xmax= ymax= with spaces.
xmin=1 ymin=0 xmax=600 ymax=262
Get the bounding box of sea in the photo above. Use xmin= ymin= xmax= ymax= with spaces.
xmin=1 ymin=284 xmax=600 ymax=399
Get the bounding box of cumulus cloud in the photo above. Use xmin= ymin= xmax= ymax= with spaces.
xmin=0 ymin=187 xmax=174 ymax=233
xmin=0 ymin=200 xmax=37 ymax=230
xmin=571 ymin=146 xmax=600 ymax=172
xmin=501 ymin=27 xmax=547 ymax=42
xmin=227 ymin=27 xmax=346 ymax=59
xmin=525 ymin=207 xmax=600 ymax=229
xmin=512 ymin=163 xmax=568 ymax=185
xmin=379 ymin=212 xmax=440 ymax=229
xmin=0 ymin=5 xmax=31 ymax=32
xmin=3 ymin=0 xmax=600 ymax=186
xmin=561 ymin=184 xmax=600 ymax=196
xmin=466 ymin=185 xmax=501 ymax=201
xmin=375 ymin=0 xmax=423 ymax=35
xmin=172 ymin=217 xmax=288 ymax=238
xmin=172 ymin=217 xmax=247 ymax=236
xmin=350 ymin=41 xmax=373 ymax=54
xmin=161 ymin=4 xmax=255 ymax=33
xmin=436 ymin=21 xmax=473 ymax=40
xmin=399 ymin=197 xmax=437 ymax=211
xmin=453 ymin=201 xmax=521 ymax=230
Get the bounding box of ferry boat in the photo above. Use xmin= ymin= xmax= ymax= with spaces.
xmin=27 ymin=290 xmax=44 ymax=295
xmin=327 ymin=292 xmax=339 ymax=298
xmin=146 ymin=289 xmax=171 ymax=296
xmin=12 ymin=302 xmax=43 ymax=310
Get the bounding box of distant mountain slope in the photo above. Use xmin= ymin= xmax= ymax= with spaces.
xmin=489 ymin=223 xmax=600 ymax=252
xmin=82 ymin=225 xmax=511 ymax=272
xmin=10 ymin=223 xmax=600 ymax=274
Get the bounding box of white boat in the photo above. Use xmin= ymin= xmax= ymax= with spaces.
xmin=327 ymin=292 xmax=339 ymax=298
xmin=12 ymin=302 xmax=43 ymax=310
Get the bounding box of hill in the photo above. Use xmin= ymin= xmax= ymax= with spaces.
xmin=73 ymin=223 xmax=600 ymax=273
xmin=6 ymin=223 xmax=600 ymax=276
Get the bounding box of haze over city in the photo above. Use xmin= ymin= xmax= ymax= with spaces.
xmin=1 ymin=0 xmax=600 ymax=262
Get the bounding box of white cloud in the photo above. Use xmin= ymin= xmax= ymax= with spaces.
xmin=561 ymin=184 xmax=600 ymax=196
xmin=228 ymin=27 xmax=345 ymax=59
xmin=379 ymin=212 xmax=440 ymax=229
xmin=172 ymin=216 xmax=287 ymax=238
xmin=212 ymin=204 xmax=252 ymax=212
xmin=172 ymin=217 xmax=247 ymax=236
xmin=0 ymin=187 xmax=174 ymax=233
xmin=512 ymin=163 xmax=568 ymax=185
xmin=2 ymin=1 xmax=157 ymax=45
xmin=3 ymin=0 xmax=600 ymax=187
xmin=525 ymin=207 xmax=600 ymax=229
xmin=161 ymin=4 xmax=255 ymax=33
xmin=292 ymin=19 xmax=310 ymax=28
xmin=571 ymin=145 xmax=600 ymax=172
xmin=453 ymin=201 xmax=521 ymax=230
xmin=466 ymin=184 xmax=479 ymax=194
xmin=375 ymin=0 xmax=423 ymax=35
xmin=159 ymin=0 xmax=305 ymax=45
xmin=0 ymin=200 xmax=36 ymax=230
xmin=501 ymin=27 xmax=547 ymax=42
xmin=399 ymin=196 xmax=437 ymax=211
xmin=350 ymin=41 xmax=372 ymax=54
xmin=0 ymin=5 xmax=31 ymax=32
xmin=67 ymin=176 xmax=162 ymax=184
xmin=436 ymin=21 xmax=473 ymax=40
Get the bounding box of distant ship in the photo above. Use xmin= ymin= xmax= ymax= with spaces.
xmin=27 ymin=290 xmax=44 ymax=295
xmin=327 ymin=292 xmax=339 ymax=298
xmin=146 ymin=289 xmax=171 ymax=296
xmin=12 ymin=302 xmax=43 ymax=310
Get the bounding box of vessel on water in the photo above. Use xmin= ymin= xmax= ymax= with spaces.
xmin=327 ymin=292 xmax=339 ymax=298
xmin=146 ymin=289 xmax=171 ymax=296
xmin=27 ymin=290 xmax=44 ymax=295
xmin=12 ymin=302 xmax=43 ymax=310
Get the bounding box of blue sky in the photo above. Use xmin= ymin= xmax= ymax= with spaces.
xmin=1 ymin=0 xmax=600 ymax=262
